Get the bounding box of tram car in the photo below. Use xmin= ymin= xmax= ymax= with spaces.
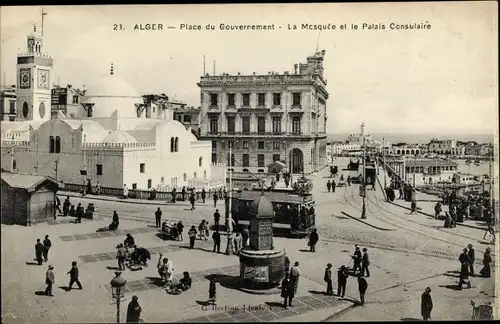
xmin=230 ymin=188 xmax=315 ymax=238
xmin=347 ymin=159 xmax=360 ymax=171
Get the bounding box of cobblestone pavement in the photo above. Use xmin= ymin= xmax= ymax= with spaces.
xmin=1 ymin=158 xmax=497 ymax=322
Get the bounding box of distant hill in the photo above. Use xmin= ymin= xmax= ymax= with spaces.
xmin=327 ymin=133 xmax=495 ymax=144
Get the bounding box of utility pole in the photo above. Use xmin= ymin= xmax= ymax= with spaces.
xmin=382 ymin=137 xmax=387 ymax=190
xmin=55 ymin=159 xmax=59 ymax=180
xmin=203 ymin=55 xmax=206 ymax=75
xmin=10 ymin=134 xmax=15 ymax=172
xmin=225 ymin=141 xmax=234 ymax=255
xmin=361 ymin=123 xmax=367 ymax=219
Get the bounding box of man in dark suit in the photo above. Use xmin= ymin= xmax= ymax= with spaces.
xmin=357 ymin=273 xmax=368 ymax=305
xmin=337 ymin=265 xmax=348 ymax=298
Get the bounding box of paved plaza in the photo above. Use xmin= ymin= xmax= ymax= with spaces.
xmin=1 ymin=157 xmax=497 ymax=322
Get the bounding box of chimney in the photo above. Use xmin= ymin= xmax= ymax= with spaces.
xmin=294 ymin=64 xmax=298 ymax=74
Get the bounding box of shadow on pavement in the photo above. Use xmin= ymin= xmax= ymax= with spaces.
xmin=265 ymin=301 xmax=285 ymax=308
xmin=196 ymin=300 xmax=213 ymax=307
xmin=178 ymin=245 xmax=216 ymax=254
xmin=308 ymin=290 xmax=328 ymax=295
xmin=58 ymin=286 xmax=70 ymax=291
xmin=145 ymin=277 xmax=164 ymax=287
xmin=34 ymin=291 xmax=48 ymax=296
xmin=447 ymin=270 xmax=460 ymax=274
xmin=205 ymin=274 xmax=240 ymax=290
xmin=298 ymin=249 xmax=311 ymax=253
xmin=106 ymin=266 xmax=120 ymax=271
xmin=400 ymin=318 xmax=422 ymax=321
xmin=439 ymin=284 xmax=461 ymax=291
xmin=443 ymin=273 xmax=460 ymax=278
xmin=25 ymin=262 xmax=40 ymax=266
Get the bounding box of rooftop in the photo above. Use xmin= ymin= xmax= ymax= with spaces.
xmin=1 ymin=172 xmax=59 ymax=191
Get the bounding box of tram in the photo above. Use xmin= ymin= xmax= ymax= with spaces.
xmin=230 ymin=188 xmax=316 ymax=237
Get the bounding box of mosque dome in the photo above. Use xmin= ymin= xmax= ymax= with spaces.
xmin=248 ymin=194 xmax=274 ymax=217
xmin=82 ymin=64 xmax=143 ymax=118
xmin=102 ymin=130 xmax=137 ymax=144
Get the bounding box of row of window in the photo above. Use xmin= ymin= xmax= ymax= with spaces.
xmin=212 ymin=140 xmax=281 ymax=150
xmin=49 ymin=136 xmax=61 ymax=153
xmin=209 ymin=92 xmax=302 ymax=107
xmin=211 ymin=153 xmax=281 ymax=167
xmin=209 ymin=116 xmax=301 ymax=133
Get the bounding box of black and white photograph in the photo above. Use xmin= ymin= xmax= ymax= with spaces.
xmin=0 ymin=3 xmax=498 ymax=323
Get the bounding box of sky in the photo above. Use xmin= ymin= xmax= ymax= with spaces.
xmin=0 ymin=3 xmax=498 ymax=135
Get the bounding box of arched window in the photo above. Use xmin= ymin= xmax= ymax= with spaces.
xmin=174 ymin=137 xmax=179 ymax=152
xmin=55 ymin=136 xmax=61 ymax=153
xmin=199 ymin=156 xmax=203 ymax=167
xmin=183 ymin=173 xmax=187 ymax=181
xmin=49 ymin=136 xmax=55 ymax=153
xmin=170 ymin=138 xmax=174 ymax=152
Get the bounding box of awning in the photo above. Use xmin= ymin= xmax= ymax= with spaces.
xmin=267 ymin=161 xmax=286 ymax=173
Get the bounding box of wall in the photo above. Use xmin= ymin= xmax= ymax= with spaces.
xmin=0 ymin=183 xmax=29 ymax=225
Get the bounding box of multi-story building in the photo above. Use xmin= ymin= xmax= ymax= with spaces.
xmin=197 ymin=50 xmax=329 ymax=175
xmin=388 ymin=143 xmax=428 ymax=156
xmin=51 ymin=84 xmax=86 ymax=118
xmin=0 ymin=86 xmax=17 ymax=121
xmin=479 ymin=143 xmax=494 ymax=156
xmin=173 ymin=104 xmax=201 ymax=139
xmin=427 ymin=138 xmax=465 ymax=156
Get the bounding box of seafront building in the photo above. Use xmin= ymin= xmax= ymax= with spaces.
xmin=385 ymin=158 xmax=459 ymax=186
xmin=0 ymin=85 xmax=17 ymax=121
xmin=197 ymin=51 xmax=329 ymax=176
xmin=0 ymin=26 xmax=223 ymax=192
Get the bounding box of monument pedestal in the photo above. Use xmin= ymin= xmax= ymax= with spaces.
xmin=239 ymin=248 xmax=285 ymax=291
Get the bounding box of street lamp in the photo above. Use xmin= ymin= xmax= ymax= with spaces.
xmin=110 ymin=271 xmax=127 ymax=323
xmin=225 ymin=141 xmax=234 ymax=255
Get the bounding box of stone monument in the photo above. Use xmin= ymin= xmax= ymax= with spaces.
xmin=239 ymin=193 xmax=286 ymax=291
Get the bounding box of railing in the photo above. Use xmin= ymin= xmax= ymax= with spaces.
xmin=61 ymin=182 xmax=226 ymax=201
xmin=203 ymin=131 xmax=306 ymax=137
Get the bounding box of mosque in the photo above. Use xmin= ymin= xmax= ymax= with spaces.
xmin=0 ymin=27 xmax=223 ymax=192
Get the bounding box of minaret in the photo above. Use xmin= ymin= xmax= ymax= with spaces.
xmin=16 ymin=23 xmax=53 ymax=122
xmin=361 ymin=122 xmax=365 ymax=136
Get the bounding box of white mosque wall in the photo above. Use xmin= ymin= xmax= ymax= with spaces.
xmin=82 ymin=96 xmax=141 ymax=118
xmin=84 ymin=147 xmax=125 ymax=188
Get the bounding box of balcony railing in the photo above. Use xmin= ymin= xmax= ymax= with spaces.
xmin=209 ymin=105 xmax=219 ymax=110
xmin=204 ymin=131 xmax=289 ymax=136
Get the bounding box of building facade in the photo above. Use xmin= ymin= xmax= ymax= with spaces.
xmin=198 ymin=51 xmax=329 ymax=175
xmin=0 ymin=86 xmax=17 ymax=121
xmin=427 ymin=138 xmax=465 ymax=155
xmin=385 ymin=158 xmax=459 ymax=186
xmin=51 ymin=84 xmax=86 ymax=119
xmin=0 ymin=27 xmax=221 ymax=192
xmin=172 ymin=104 xmax=201 ymax=139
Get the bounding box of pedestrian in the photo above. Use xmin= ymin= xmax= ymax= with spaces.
xmin=459 ymin=248 xmax=472 ymax=266
xmin=324 ymin=263 xmax=333 ymax=295
xmin=188 ymin=226 xmax=197 ymax=249
xmin=213 ymin=192 xmax=219 ymax=207
xmin=362 ymin=248 xmax=370 ymax=277
xmin=233 ymin=232 xmax=242 ymax=254
xmin=171 ymin=187 xmax=177 ymax=203
xmin=213 ymin=209 xmax=220 ymax=230
xmin=56 ymin=197 xmax=62 ymax=214
xmin=117 ymin=244 xmax=127 ymax=270
xmin=399 ymin=187 xmax=403 ymax=199
xmin=458 ymin=260 xmax=471 ymax=290
xmin=434 ymin=202 xmax=442 ymax=219
xmin=126 ymin=295 xmax=142 ymax=323
xmin=281 ymin=274 xmax=294 ymax=308
xmin=410 ymin=200 xmax=417 ymax=215
xmin=332 ymin=180 xmax=336 ymax=192
xmin=352 ymin=245 xmax=362 ymax=274
xmin=337 ymin=265 xmax=348 ymax=298
xmin=67 ymin=261 xmax=83 ymax=290
xmin=208 ymin=278 xmax=217 ymax=305
xmin=180 ymin=186 xmax=186 ymax=201
xmin=123 ymin=184 xmax=129 ymax=199
xmin=212 ymin=229 xmax=221 ymax=253
xmin=326 ymin=180 xmax=331 ymax=192
xmin=242 ymin=226 xmax=250 ymax=247
xmin=190 ymin=193 xmax=196 ymax=210
xmin=45 ymin=265 xmax=55 ymax=296
xmin=479 ymin=247 xmax=492 ymax=278
xmin=308 ymin=228 xmax=319 ymax=252
xmin=347 ymin=175 xmax=351 ymax=186
xmin=204 ymin=219 xmax=210 ymax=238
xmin=76 ymin=203 xmax=84 ymax=223
xmin=421 ymin=287 xmax=433 ymax=321
xmin=290 ymin=261 xmax=301 ymax=294
xmin=201 ymin=188 xmax=206 ymax=203
xmin=155 ymin=207 xmax=162 ymax=228
xmin=35 ymin=238 xmax=44 ymax=265
xmin=357 ymin=273 xmax=368 ymax=305
xmin=63 ymin=196 xmax=71 ymax=216
xmin=124 ymin=233 xmax=135 ymax=248
xmin=43 ymin=235 xmax=52 ymax=262
xmin=199 ymin=221 xmax=207 ymax=240
xmin=176 ymin=221 xmax=184 ymax=241
xmin=467 ymin=244 xmax=475 ymax=276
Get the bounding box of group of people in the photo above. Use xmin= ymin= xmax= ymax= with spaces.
xmin=457 ymin=244 xmax=493 ymax=290
xmin=43 ymin=260 xmax=84 ymax=297
xmin=57 ymin=196 xmax=86 ymax=223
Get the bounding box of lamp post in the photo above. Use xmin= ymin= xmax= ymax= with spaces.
xmin=225 ymin=141 xmax=234 ymax=255
xmin=361 ymin=123 xmax=367 ymax=219
xmin=110 ymin=271 xmax=127 ymax=323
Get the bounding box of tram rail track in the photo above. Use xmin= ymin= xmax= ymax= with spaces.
xmin=337 ymin=182 xmax=494 ymax=264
